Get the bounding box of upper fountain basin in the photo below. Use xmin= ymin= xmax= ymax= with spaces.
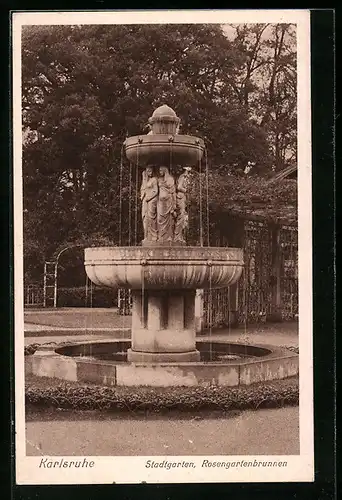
xmin=85 ymin=246 xmax=243 ymax=290
xmin=124 ymin=134 xmax=205 ymax=166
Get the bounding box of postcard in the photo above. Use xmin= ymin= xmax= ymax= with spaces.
xmin=13 ymin=9 xmax=313 ymax=485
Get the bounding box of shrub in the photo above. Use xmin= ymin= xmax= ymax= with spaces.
xmin=57 ymin=286 xmax=117 ymax=308
xmin=280 ymin=345 xmax=299 ymax=354
xmin=24 ymin=344 xmax=40 ymax=356
xmin=25 ymin=378 xmax=299 ymax=413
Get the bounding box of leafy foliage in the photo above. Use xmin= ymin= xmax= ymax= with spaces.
xmin=22 ymin=24 xmax=297 ymax=283
xmin=207 ymin=172 xmax=297 ymax=223
xmin=228 ymin=23 xmax=297 ymax=171
xmin=25 ymin=376 xmax=299 ymax=412
xmin=57 ymin=286 xmax=117 ymax=307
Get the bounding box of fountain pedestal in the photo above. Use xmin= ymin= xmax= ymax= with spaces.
xmin=127 ymin=289 xmax=200 ymax=362
xmin=84 ymin=105 xmax=244 ymax=365
xmin=85 ymin=245 xmax=243 ymax=364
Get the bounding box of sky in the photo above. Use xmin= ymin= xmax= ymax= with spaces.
xmin=222 ymin=24 xmax=235 ymax=39
xmin=222 ymin=23 xmax=276 ymax=41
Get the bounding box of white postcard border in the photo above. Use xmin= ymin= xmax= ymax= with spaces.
xmin=13 ymin=9 xmax=314 ymax=485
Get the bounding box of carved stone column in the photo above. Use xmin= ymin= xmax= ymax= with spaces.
xmin=127 ymin=289 xmax=200 ymax=362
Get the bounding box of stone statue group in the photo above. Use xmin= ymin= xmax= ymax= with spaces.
xmin=141 ymin=165 xmax=191 ymax=244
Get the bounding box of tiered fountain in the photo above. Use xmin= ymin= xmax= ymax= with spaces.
xmin=84 ymin=105 xmax=244 ymax=363
xmin=27 ymin=105 xmax=299 ymax=388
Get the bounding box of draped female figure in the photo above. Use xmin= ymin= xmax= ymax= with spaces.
xmin=157 ymin=166 xmax=176 ymax=243
xmin=174 ymin=167 xmax=191 ymax=244
xmin=141 ymin=166 xmax=158 ymax=242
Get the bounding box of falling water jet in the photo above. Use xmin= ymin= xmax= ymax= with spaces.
xmin=198 ymin=148 xmax=203 ymax=247
xmin=89 ymin=277 xmax=93 ymax=359
xmin=85 ymin=104 xmax=244 ymax=363
xmin=140 ymin=261 xmax=145 ymax=331
xmin=243 ymin=254 xmax=248 ymax=357
xmin=209 ymin=262 xmax=213 ymax=362
xmin=83 ymin=275 xmax=91 ymax=358
xmin=204 ymin=147 xmax=210 ymax=247
xmin=128 ymin=161 xmax=132 ymax=247
xmin=228 ymin=284 xmax=231 ymax=337
xmin=85 ymin=274 xmax=89 ymax=308
xmin=134 ymin=148 xmax=139 ymax=246
xmin=169 ymin=134 xmax=173 ymax=176
xmin=119 ymin=144 xmax=124 ymax=247
xmin=31 ymin=104 xmax=299 ymax=386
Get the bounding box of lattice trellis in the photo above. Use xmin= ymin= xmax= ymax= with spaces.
xmin=279 ymin=225 xmax=298 ymax=320
xmin=203 ymin=287 xmax=234 ymax=329
xmin=24 ymin=284 xmax=44 ymax=306
xmin=202 ymin=226 xmax=232 ymax=328
xmin=237 ymin=220 xmax=273 ymax=324
xmin=203 ymin=219 xmax=298 ymax=327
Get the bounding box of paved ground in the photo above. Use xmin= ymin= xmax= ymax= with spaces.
xmin=26 ymin=406 xmax=299 ymax=456
xmin=24 ymin=309 xmax=299 ymax=458
xmin=24 ymin=308 xmax=298 ymax=348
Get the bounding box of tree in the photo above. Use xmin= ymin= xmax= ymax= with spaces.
xmin=22 ymin=23 xmax=274 ymax=282
xmin=228 ymin=23 xmax=297 ymax=172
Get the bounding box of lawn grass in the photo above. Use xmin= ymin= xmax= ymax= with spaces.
xmin=24 ymin=310 xmax=131 ymax=329
xmin=24 ymin=308 xmax=297 ymax=337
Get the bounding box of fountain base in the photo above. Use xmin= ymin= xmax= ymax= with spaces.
xmin=27 ymin=340 xmax=299 ymax=387
xmin=129 ymin=289 xmax=199 ymax=362
xmin=85 ymin=246 xmax=244 ymax=364
xmin=127 ymin=349 xmax=200 ymax=363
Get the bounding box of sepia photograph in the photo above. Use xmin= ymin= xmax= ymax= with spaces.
xmin=13 ymin=10 xmax=313 ymax=484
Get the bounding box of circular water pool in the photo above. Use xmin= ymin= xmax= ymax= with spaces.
xmin=55 ymin=340 xmax=272 ymax=363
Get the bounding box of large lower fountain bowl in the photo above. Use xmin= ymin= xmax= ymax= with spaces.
xmin=85 ymin=246 xmax=243 ymax=290
xmin=124 ymin=134 xmax=205 ymax=165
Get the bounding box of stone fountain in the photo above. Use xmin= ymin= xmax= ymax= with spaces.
xmin=26 ymin=106 xmax=299 ymax=387
xmin=84 ymin=105 xmax=244 ymax=363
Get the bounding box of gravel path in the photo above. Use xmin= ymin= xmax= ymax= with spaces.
xmin=26 ymin=407 xmax=299 ymax=456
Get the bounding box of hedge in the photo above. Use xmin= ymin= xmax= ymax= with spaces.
xmin=57 ymin=286 xmax=117 ymax=308
xmin=25 ymin=378 xmax=299 ymax=413
xmin=25 ymin=343 xmax=40 ymax=356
